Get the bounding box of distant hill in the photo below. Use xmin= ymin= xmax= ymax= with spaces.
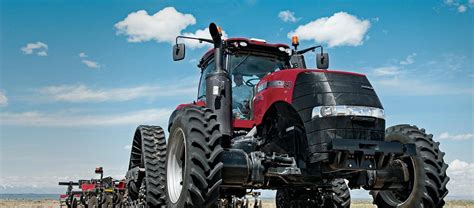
xmin=0 ymin=194 xmax=59 ymax=200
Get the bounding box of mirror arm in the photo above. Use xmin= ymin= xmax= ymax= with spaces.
xmin=175 ymin=36 xmax=214 ymax=45
xmin=297 ymin=45 xmax=324 ymax=55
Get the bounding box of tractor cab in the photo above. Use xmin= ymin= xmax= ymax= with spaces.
xmin=197 ymin=38 xmax=292 ymax=120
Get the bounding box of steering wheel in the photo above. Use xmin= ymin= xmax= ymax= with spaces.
xmin=233 ymin=100 xmax=250 ymax=119
xmin=245 ymin=78 xmax=260 ymax=87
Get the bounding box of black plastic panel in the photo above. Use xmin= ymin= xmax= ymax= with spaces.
xmin=291 ymin=71 xmax=386 ymax=161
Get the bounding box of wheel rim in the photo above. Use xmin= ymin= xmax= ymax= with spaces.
xmin=379 ymin=156 xmax=417 ymax=206
xmin=167 ymin=128 xmax=186 ymax=203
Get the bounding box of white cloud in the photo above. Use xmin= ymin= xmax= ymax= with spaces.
xmin=36 ymin=51 xmax=48 ymax=56
xmin=36 ymin=82 xmax=196 ymax=103
xmin=439 ymin=132 xmax=474 ymax=140
xmin=82 ymin=59 xmax=100 ymax=69
xmin=79 ymin=52 xmax=87 ymax=58
xmin=0 ymin=108 xmax=172 ymax=127
xmin=0 ymin=90 xmax=8 ymax=107
xmin=20 ymin=42 xmax=48 ymax=56
xmin=123 ymin=145 xmax=132 ymax=150
xmin=447 ymin=159 xmax=474 ymax=198
xmin=400 ymin=53 xmax=417 ymax=65
xmin=372 ymin=76 xmax=474 ymax=96
xmin=182 ymin=27 xmax=228 ymax=49
xmin=443 ymin=0 xmax=471 ymax=13
xmin=288 ymin=12 xmax=370 ymax=47
xmin=444 ymin=0 xmax=456 ymax=5
xmin=115 ymin=7 xmax=196 ymax=43
xmin=372 ymin=66 xmax=401 ymax=77
xmin=458 ymin=5 xmax=467 ymax=12
xmin=278 ymin=10 xmax=299 ymax=23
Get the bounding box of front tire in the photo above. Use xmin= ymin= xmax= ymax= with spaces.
xmin=165 ymin=106 xmax=224 ymax=208
xmin=371 ymin=124 xmax=449 ymax=208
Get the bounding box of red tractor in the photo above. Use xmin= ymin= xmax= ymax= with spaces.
xmin=124 ymin=23 xmax=449 ymax=207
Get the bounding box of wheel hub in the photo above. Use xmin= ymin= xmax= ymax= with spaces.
xmin=379 ymin=156 xmax=417 ymax=206
xmin=167 ymin=128 xmax=186 ymax=203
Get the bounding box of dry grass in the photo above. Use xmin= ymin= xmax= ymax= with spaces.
xmin=0 ymin=199 xmax=58 ymax=208
xmin=0 ymin=199 xmax=473 ymax=208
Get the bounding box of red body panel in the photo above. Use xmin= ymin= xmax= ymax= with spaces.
xmin=116 ymin=181 xmax=126 ymax=189
xmin=81 ymin=183 xmax=96 ymax=191
xmin=176 ymin=100 xmax=205 ymax=110
xmin=60 ymin=194 xmax=68 ymax=199
xmin=174 ymin=69 xmax=365 ymax=129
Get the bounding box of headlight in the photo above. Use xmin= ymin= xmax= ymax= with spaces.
xmin=312 ymin=105 xmax=385 ymax=119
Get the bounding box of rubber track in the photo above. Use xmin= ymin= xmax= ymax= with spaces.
xmin=371 ymin=124 xmax=449 ymax=208
xmin=133 ymin=125 xmax=167 ymax=207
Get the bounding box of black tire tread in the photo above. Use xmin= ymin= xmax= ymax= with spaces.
xmin=331 ymin=179 xmax=351 ymax=208
xmin=167 ymin=106 xmax=223 ymax=208
xmin=128 ymin=125 xmax=167 ymax=207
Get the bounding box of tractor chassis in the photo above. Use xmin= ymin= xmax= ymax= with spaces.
xmin=219 ymin=135 xmax=416 ymax=190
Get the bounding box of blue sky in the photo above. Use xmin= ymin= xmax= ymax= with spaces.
xmin=1 ymin=0 xmax=473 ymax=199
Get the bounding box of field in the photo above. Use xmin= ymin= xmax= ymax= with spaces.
xmin=1 ymin=199 xmax=474 ymax=208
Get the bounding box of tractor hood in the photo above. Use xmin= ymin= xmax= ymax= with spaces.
xmin=291 ymin=71 xmax=385 ymax=163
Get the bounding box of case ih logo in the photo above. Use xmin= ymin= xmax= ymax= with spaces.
xmin=258 ymin=80 xmax=292 ymax=93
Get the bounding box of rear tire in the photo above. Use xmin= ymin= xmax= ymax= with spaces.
xmin=371 ymin=124 xmax=449 ymax=208
xmin=165 ymin=106 xmax=224 ymax=208
xmin=126 ymin=125 xmax=167 ymax=207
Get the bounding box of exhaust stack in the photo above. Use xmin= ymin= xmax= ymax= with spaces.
xmin=206 ymin=23 xmax=232 ymax=136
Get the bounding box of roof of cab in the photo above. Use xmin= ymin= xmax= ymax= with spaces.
xmin=198 ymin=37 xmax=290 ymax=67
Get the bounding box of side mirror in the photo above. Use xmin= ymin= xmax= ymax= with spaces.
xmin=173 ymin=43 xmax=185 ymax=61
xmin=316 ymin=53 xmax=329 ymax=69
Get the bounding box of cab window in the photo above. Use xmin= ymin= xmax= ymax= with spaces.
xmin=197 ymin=60 xmax=215 ymax=101
xmin=229 ymin=53 xmax=289 ymax=119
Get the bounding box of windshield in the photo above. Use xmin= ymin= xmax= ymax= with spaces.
xmin=228 ymin=53 xmax=288 ymax=78
xmin=228 ymin=53 xmax=289 ymax=119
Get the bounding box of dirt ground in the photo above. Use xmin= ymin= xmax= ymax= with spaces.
xmin=1 ymin=199 xmax=473 ymax=208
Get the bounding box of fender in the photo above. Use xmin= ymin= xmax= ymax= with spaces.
xmin=168 ymin=100 xmax=206 ymax=131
